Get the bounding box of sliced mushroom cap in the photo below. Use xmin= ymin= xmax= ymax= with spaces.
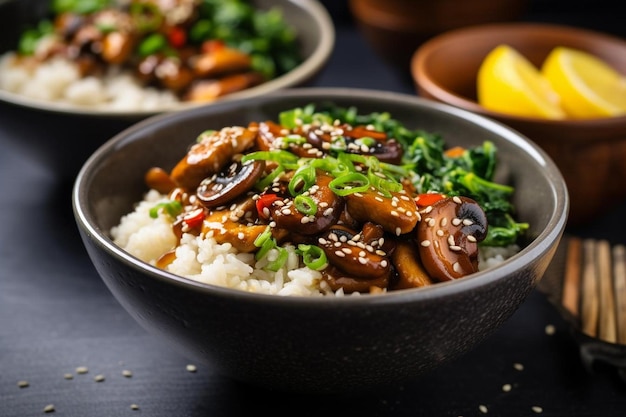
xmin=197 ymin=159 xmax=265 ymax=208
xmin=345 ymin=187 xmax=419 ymax=236
xmin=417 ymin=196 xmax=488 ymax=282
xmin=390 ymin=239 xmax=435 ymax=290
xmin=322 ymin=265 xmax=390 ymax=294
xmin=318 ymin=223 xmax=391 ymax=283
xmin=170 ymin=126 xmax=256 ymax=190
xmin=269 ymin=173 xmax=344 ymax=235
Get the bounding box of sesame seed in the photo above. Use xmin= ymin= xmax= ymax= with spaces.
xmin=395 ymin=227 xmax=401 ymax=236
xmin=94 ymin=374 xmax=105 ymax=382
xmin=545 ymin=324 xmax=556 ymax=335
xmin=381 ymin=260 xmax=388 ymax=267
xmin=376 ymin=250 xmax=386 ymax=256
xmin=391 ymin=210 xmax=399 ymax=217
xmin=531 ymin=406 xmax=543 ymax=414
xmin=63 ymin=374 xmax=73 ymax=380
xmin=453 ymin=262 xmax=462 ymax=273
xmin=335 ymin=251 xmax=346 ymax=257
xmin=375 ymin=197 xmax=384 ymax=202
xmin=186 ymin=364 xmax=197 ymax=373
xmin=449 ymin=245 xmax=462 ymax=252
xmin=513 ymin=363 xmax=524 ymax=371
xmin=318 ymin=238 xmax=328 ymax=245
xmin=428 ymin=218 xmax=435 ymax=227
xmin=76 ymin=366 xmax=88 ymax=374
xmin=122 ymin=370 xmax=133 ymax=378
xmin=463 ymin=219 xmax=474 ymax=226
xmin=17 ymin=380 xmax=29 ymax=388
xmin=440 ymin=217 xmax=448 ymax=227
xmin=467 ymin=235 xmax=477 ymax=242
xmin=437 ymin=230 xmax=444 ymax=237
xmin=502 ymin=384 xmax=512 ymax=392
xmin=358 ymin=257 xmax=367 ymax=265
xmin=448 ymin=236 xmax=455 ymax=246
xmin=237 ymin=232 xmax=244 ymax=240
xmin=479 ymin=404 xmax=488 ymax=414
xmin=342 ymin=247 xmax=352 ymax=254
xmin=421 ymin=240 xmax=431 ymax=247
xmin=44 ymin=404 xmax=55 ymax=413
xmin=453 ymin=196 xmax=462 ymax=204
xmin=131 ymin=404 xmax=140 ymax=410
xmin=422 ymin=206 xmax=433 ymax=214
xmin=452 ymin=218 xmax=462 ymax=226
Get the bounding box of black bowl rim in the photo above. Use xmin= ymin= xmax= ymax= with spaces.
xmin=73 ymin=87 xmax=569 ymax=307
xmin=411 ymin=21 xmax=626 ymax=127
xmin=0 ymin=0 xmax=335 ymax=120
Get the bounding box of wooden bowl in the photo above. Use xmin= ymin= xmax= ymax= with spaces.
xmin=411 ymin=22 xmax=626 ymax=226
xmin=349 ymin=0 xmax=528 ymax=72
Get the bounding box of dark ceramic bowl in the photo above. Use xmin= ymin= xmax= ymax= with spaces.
xmin=0 ymin=0 xmax=334 ymax=180
xmin=73 ymin=88 xmax=568 ymax=393
xmin=411 ymin=22 xmax=626 ymax=226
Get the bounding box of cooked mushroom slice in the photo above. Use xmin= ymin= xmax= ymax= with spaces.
xmin=202 ymin=196 xmax=287 ymax=252
xmin=322 ymin=265 xmax=390 ymax=294
xmin=318 ymin=224 xmax=391 ymax=293
xmin=269 ymin=173 xmax=344 ymax=235
xmin=197 ymin=160 xmax=265 ymax=208
xmin=170 ymin=126 xmax=257 ymax=190
xmin=390 ymin=239 xmax=435 ymax=290
xmin=345 ymin=187 xmax=419 ymax=236
xmin=190 ymin=47 xmax=253 ymax=77
xmin=417 ymin=196 xmax=488 ymax=282
xmin=145 ymin=167 xmax=177 ymax=194
xmin=184 ymin=72 xmax=265 ymax=102
xmin=101 ymin=31 xmax=135 ymax=64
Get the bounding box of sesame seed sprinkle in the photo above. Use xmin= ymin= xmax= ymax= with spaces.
xmin=44 ymin=404 xmax=55 ymax=413
xmin=94 ymin=374 xmax=105 ymax=382
xmin=479 ymin=404 xmax=488 ymax=414
xmin=532 ymin=406 xmax=543 ymax=414
xmin=453 ymin=196 xmax=462 ymax=204
xmin=76 ymin=366 xmax=88 ymax=374
xmin=17 ymin=380 xmax=29 ymax=388
xmin=186 ymin=364 xmax=197 ymax=373
xmin=502 ymin=383 xmax=512 ymax=392
xmin=421 ymin=240 xmax=431 ymax=247
xmin=335 ymin=250 xmax=346 ymax=257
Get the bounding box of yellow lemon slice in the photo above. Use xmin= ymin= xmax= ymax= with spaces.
xmin=541 ymin=46 xmax=626 ymax=119
xmin=477 ymin=44 xmax=566 ymax=119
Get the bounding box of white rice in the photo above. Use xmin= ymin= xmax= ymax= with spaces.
xmin=111 ymin=190 xmax=520 ymax=296
xmin=0 ymin=52 xmax=179 ymax=110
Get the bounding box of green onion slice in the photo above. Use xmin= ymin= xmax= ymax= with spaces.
xmin=328 ymin=172 xmax=370 ymax=196
xmin=297 ymin=244 xmax=328 ymax=270
xmin=294 ymin=195 xmax=317 ymax=215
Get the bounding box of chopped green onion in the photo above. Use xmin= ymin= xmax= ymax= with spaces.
xmin=329 ymin=173 xmax=370 ymax=196
xmin=253 ymin=226 xmax=272 ymax=248
xmin=254 ymin=164 xmax=284 ymax=191
xmin=367 ymin=168 xmax=403 ymax=198
xmin=294 ymin=195 xmax=317 ymax=215
xmin=138 ymin=33 xmax=167 ymax=57
xmin=288 ymin=165 xmax=316 ymax=196
xmin=266 ymin=247 xmax=289 ymax=271
xmin=241 ymin=150 xmax=299 ymax=168
xmin=297 ymin=244 xmax=328 ymax=270
xmin=149 ymin=201 xmax=183 ymax=219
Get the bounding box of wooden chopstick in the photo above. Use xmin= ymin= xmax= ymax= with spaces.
xmin=614 ymin=245 xmax=626 ymax=345
xmin=581 ymin=239 xmax=600 ymax=338
xmin=596 ymin=240 xmax=617 ymax=344
xmin=562 ymin=237 xmax=582 ymax=317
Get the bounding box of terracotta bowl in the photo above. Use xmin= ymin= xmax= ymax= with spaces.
xmin=348 ymin=0 xmax=528 ymax=72
xmin=73 ymin=87 xmax=568 ymax=393
xmin=0 ymin=0 xmax=334 ymax=180
xmin=411 ymin=22 xmax=626 ymax=226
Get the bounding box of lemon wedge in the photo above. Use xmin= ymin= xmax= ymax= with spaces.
xmin=541 ymin=46 xmax=626 ymax=118
xmin=477 ymin=44 xmax=566 ymax=119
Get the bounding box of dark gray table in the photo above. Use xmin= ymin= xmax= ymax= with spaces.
xmin=2 ymin=2 xmax=626 ymax=416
